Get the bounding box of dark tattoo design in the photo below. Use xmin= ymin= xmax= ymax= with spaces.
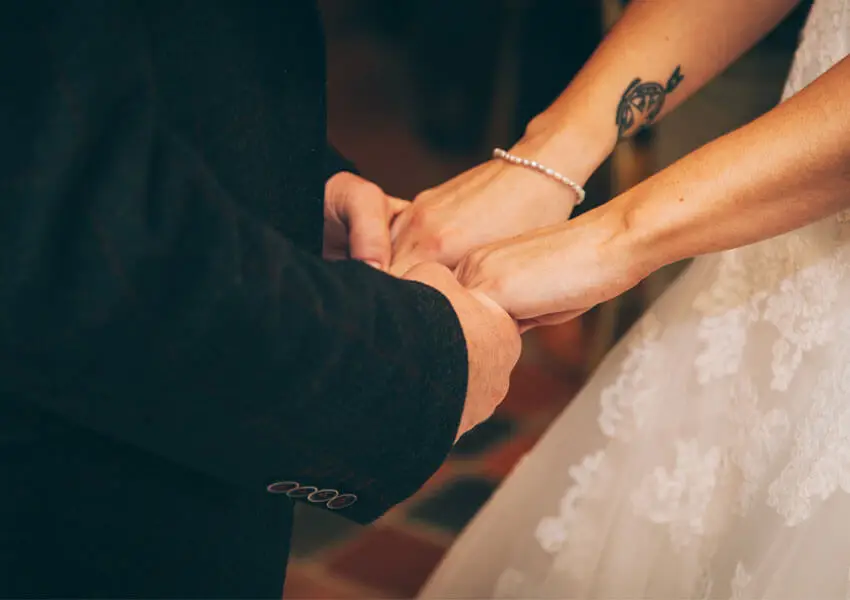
xmin=616 ymin=65 xmax=684 ymax=139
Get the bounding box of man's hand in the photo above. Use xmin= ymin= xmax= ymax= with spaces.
xmin=325 ymin=172 xmax=522 ymax=439
xmin=402 ymin=262 xmax=522 ymax=440
xmin=324 ymin=172 xmax=408 ymax=270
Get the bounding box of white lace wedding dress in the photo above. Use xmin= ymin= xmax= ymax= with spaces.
xmin=421 ymin=2 xmax=850 ymax=598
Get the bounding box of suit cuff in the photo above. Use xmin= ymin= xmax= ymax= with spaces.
xmin=325 ymin=144 xmax=358 ymax=180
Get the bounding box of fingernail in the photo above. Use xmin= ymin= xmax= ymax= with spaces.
xmin=364 ymin=260 xmax=383 ymax=270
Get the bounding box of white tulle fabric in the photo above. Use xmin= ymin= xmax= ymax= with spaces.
xmin=421 ymin=2 xmax=850 ymax=598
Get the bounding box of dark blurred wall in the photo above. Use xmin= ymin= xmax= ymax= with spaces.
xmin=399 ymin=1 xmax=610 ymax=208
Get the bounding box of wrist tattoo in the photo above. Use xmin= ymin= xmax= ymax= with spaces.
xmin=616 ymin=65 xmax=684 ymax=140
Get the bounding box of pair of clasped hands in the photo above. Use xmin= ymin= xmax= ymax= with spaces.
xmin=324 ymin=156 xmax=643 ymax=437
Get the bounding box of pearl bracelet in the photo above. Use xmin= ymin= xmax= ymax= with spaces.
xmin=492 ymin=148 xmax=586 ymax=205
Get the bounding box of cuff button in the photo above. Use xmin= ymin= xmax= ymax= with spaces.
xmin=308 ymin=489 xmax=339 ymax=503
xmin=267 ymin=481 xmax=300 ymax=494
xmin=327 ymin=493 xmax=358 ymax=510
xmin=287 ymin=485 xmax=317 ymax=498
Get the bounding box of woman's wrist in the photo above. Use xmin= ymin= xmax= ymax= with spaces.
xmin=592 ymin=187 xmax=676 ymax=282
xmin=510 ymin=111 xmax=617 ymax=188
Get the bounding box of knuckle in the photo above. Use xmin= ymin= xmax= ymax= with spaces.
xmin=411 ymin=188 xmax=437 ymax=205
xmin=407 ymin=215 xmax=450 ymax=257
xmin=453 ymin=257 xmax=475 ymax=286
xmin=465 ymin=246 xmax=489 ymax=268
xmin=457 ymin=248 xmax=491 ymax=284
xmin=402 ymin=261 xmax=452 ymax=286
xmin=405 ymin=205 xmax=435 ymax=232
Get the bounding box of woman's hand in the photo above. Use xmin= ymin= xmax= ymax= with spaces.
xmin=456 ymin=51 xmax=850 ymax=334
xmin=388 ymin=153 xmax=582 ymax=276
xmin=454 ymin=207 xmax=651 ymax=332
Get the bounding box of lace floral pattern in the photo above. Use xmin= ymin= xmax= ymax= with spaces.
xmin=692 ymin=249 xmax=765 ymax=385
xmin=727 ymin=376 xmax=791 ymax=514
xmin=784 ymin=0 xmax=848 ymax=98
xmin=493 ymin=569 xmax=526 ymax=599
xmin=597 ymin=314 xmax=662 ymax=441
xmin=534 ymin=233 xmax=850 ymax=579
xmin=767 ymin=329 xmax=850 ymax=525
xmin=532 ymin=316 xmax=662 ymax=580
xmin=526 ymin=0 xmax=850 ymax=590
xmin=730 ymin=563 xmax=752 ymax=600
xmin=694 ymin=235 xmax=849 ymax=392
xmin=631 ymin=439 xmax=723 ymax=550
xmin=421 ymin=2 xmax=850 ymax=598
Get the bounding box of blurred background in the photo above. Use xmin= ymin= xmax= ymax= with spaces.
xmin=284 ymin=1 xmax=813 ymax=597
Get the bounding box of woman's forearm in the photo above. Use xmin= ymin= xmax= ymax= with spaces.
xmin=610 ymin=55 xmax=850 ymax=274
xmin=513 ymin=0 xmax=803 ymax=184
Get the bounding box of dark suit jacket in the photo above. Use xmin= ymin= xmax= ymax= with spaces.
xmin=0 ymin=1 xmax=467 ymax=597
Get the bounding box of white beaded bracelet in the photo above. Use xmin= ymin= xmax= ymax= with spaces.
xmin=492 ymin=148 xmax=586 ymax=205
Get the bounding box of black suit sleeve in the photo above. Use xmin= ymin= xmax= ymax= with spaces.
xmin=0 ymin=4 xmax=466 ymax=523
xmin=325 ymin=144 xmax=359 ymax=180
